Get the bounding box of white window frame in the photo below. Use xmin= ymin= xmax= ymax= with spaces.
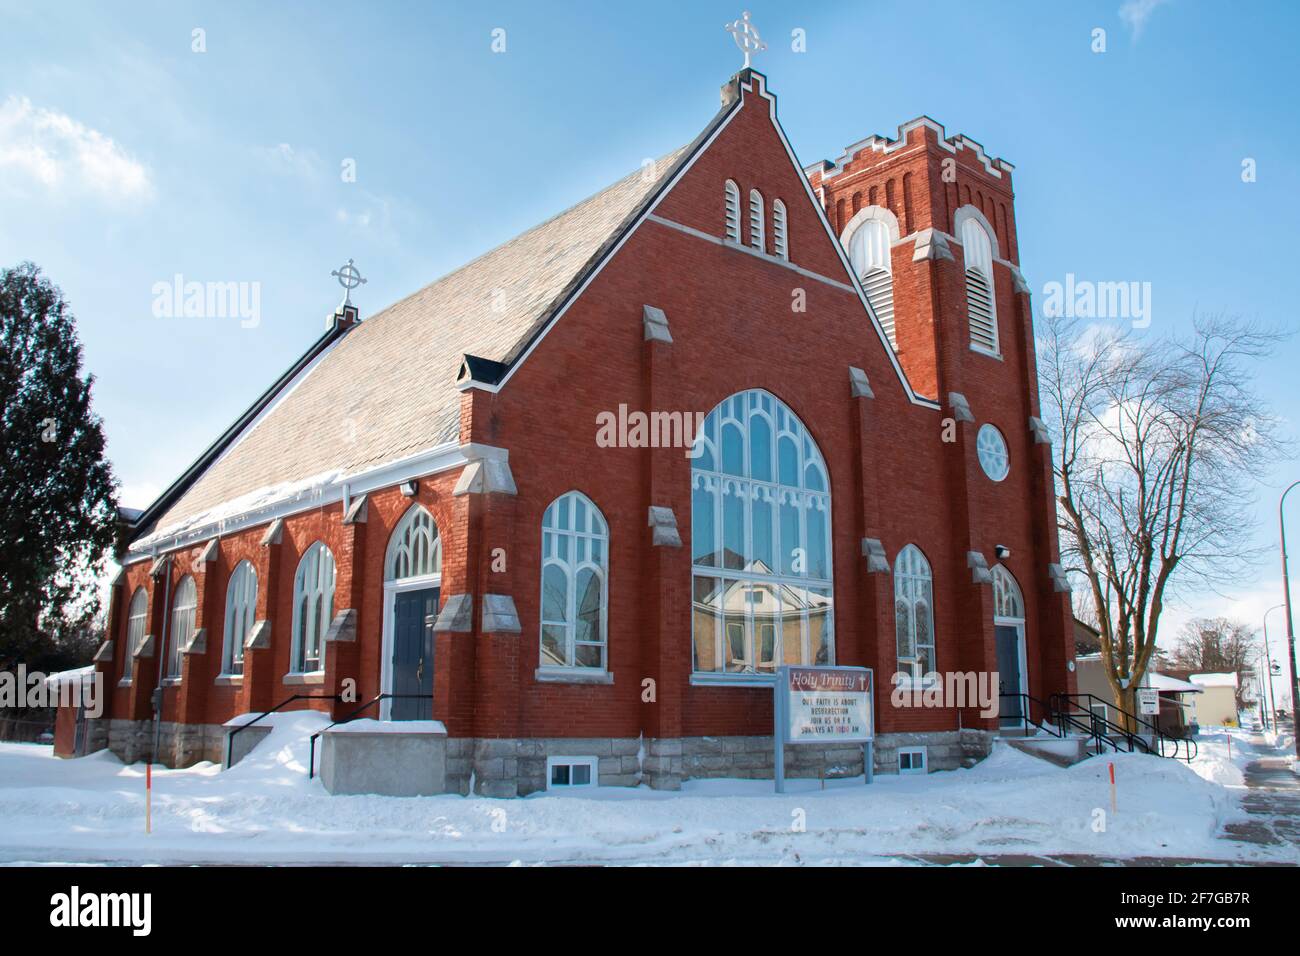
xmin=290 ymin=541 xmax=336 ymax=675
xmin=538 ymin=491 xmax=609 ymax=675
xmin=122 ymin=587 xmax=147 ymax=685
xmin=690 ymin=389 xmax=835 ymax=684
xmin=976 ymin=424 xmax=1009 ymax=481
xmin=894 ymin=544 xmax=937 ymax=685
xmin=379 ymin=505 xmax=443 ymax=720
xmin=167 ymin=575 xmax=197 ymax=680
xmin=772 ymin=198 xmax=788 ymax=260
xmin=221 ymin=560 xmax=257 ymax=677
xmin=749 ymin=188 xmax=765 ymax=252
xmin=724 ymin=179 xmax=741 ymax=242
xmin=898 ymin=746 xmax=928 ymax=775
xmin=545 ymin=755 xmax=598 ymax=790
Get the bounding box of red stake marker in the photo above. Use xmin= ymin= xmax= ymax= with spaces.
xmin=146 ymin=762 xmax=152 ymax=835
xmin=1108 ymin=761 xmax=1117 ymax=814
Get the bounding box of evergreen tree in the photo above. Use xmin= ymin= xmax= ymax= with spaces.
xmin=0 ymin=262 xmax=119 ymax=670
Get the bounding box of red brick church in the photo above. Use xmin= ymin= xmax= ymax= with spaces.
xmin=91 ymin=69 xmax=1076 ymax=795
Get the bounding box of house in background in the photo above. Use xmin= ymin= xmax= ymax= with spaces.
xmin=1073 ymin=653 xmax=1201 ymax=737
xmin=1188 ymin=673 xmax=1240 ymax=728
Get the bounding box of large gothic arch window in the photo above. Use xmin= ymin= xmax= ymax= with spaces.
xmin=386 ymin=504 xmax=441 ymax=581
xmin=690 ymin=389 xmax=833 ymax=677
xmin=894 ymin=544 xmax=936 ymax=681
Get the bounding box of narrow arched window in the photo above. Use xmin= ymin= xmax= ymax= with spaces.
xmin=772 ymin=198 xmax=788 ymax=260
xmin=894 ymin=545 xmax=935 ymax=681
xmin=992 ymin=565 xmax=1024 ymax=620
xmin=124 ymin=587 xmax=148 ymax=655
xmin=724 ymin=179 xmax=740 ymax=242
xmin=961 ymin=217 xmax=999 ymax=354
xmin=540 ymin=491 xmax=609 ymax=671
xmin=222 ymin=561 xmax=257 ymax=676
xmin=290 ymin=542 xmax=336 ymax=674
xmin=690 ymin=389 xmax=833 ymax=677
xmin=167 ymin=575 xmax=196 ymax=679
xmin=749 ymin=188 xmax=765 ymax=252
xmin=386 ymin=505 xmax=441 ymax=581
xmin=849 ymin=218 xmax=895 ymax=346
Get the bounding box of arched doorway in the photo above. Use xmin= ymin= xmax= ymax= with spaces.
xmin=380 ymin=504 xmax=442 ymax=720
xmin=992 ymin=565 xmax=1027 ymax=726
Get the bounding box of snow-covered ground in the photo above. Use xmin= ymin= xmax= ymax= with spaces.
xmin=0 ymin=714 xmax=1293 ymax=866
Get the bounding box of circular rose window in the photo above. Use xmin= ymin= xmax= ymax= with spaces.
xmin=976 ymin=424 xmax=1009 ymax=481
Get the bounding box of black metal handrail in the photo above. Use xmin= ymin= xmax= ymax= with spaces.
xmin=997 ymin=693 xmax=1067 ymax=739
xmin=224 ymin=692 xmax=340 ymax=769
xmin=1051 ymin=692 xmax=1196 ymax=763
xmin=307 ymin=693 xmax=429 ymax=779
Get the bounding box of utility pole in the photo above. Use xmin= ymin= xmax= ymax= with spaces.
xmin=1263 ymin=604 xmax=1283 ymax=732
xmin=1277 ymin=481 xmax=1300 ymax=754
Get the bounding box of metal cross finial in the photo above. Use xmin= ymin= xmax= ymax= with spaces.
xmin=331 ymin=258 xmax=367 ymax=307
xmin=725 ymin=10 xmax=767 ymax=70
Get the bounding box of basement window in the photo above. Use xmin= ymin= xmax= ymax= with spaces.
xmin=547 ymin=756 xmax=598 ymax=790
xmin=898 ymin=747 xmax=928 ymax=775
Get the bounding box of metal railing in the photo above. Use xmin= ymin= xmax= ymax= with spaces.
xmin=997 ymin=693 xmax=1068 ymax=739
xmin=1050 ymin=692 xmax=1197 ymax=763
xmin=307 ymin=693 xmax=429 ymax=779
xmin=224 ymin=692 xmax=340 ymax=769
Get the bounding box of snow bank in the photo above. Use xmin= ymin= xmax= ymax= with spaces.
xmin=0 ymin=728 xmax=1290 ymax=866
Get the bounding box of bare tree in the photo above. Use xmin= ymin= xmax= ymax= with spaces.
xmin=1169 ymin=617 xmax=1257 ymax=708
xmin=1041 ymin=313 xmax=1287 ymax=726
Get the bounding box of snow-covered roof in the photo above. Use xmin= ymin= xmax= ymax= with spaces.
xmin=1146 ymin=672 xmax=1202 ymax=694
xmin=1189 ymin=672 xmax=1239 ymax=689
xmin=43 ymin=665 xmax=95 ymax=689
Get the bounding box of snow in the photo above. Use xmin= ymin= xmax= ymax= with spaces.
xmin=0 ymin=715 xmax=1293 ymax=866
xmin=1189 ymin=672 xmax=1239 ymax=689
xmin=325 ymin=718 xmax=446 ymax=735
xmin=43 ymin=665 xmax=96 ymax=689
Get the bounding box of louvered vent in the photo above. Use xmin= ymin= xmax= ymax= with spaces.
xmin=862 ymin=268 xmax=896 ymax=347
xmin=749 ymin=189 xmax=764 ymax=251
xmin=772 ymin=200 xmax=788 ymax=260
xmin=724 ymin=181 xmax=740 ymax=242
xmin=966 ymin=269 xmax=997 ymax=352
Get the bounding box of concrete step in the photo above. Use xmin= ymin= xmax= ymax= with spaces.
xmin=1002 ymin=736 xmax=1092 ymax=767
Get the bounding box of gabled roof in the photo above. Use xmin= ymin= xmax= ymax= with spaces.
xmin=135 ymin=142 xmax=701 ymax=543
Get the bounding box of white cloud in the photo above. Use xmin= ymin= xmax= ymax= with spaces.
xmin=1119 ymin=0 xmax=1171 ymax=41
xmin=116 ymin=481 xmax=161 ymax=511
xmin=0 ymin=95 xmax=152 ymax=201
xmin=259 ymin=142 xmax=325 ymax=180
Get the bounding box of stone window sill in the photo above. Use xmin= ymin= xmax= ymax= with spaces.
xmin=534 ymin=667 xmax=613 ymax=685
xmin=161 ymin=677 xmax=182 ymax=687
xmin=690 ymin=673 xmax=777 ymax=688
xmin=214 ymin=675 xmax=245 ymax=685
xmin=283 ymin=672 xmax=325 ymax=685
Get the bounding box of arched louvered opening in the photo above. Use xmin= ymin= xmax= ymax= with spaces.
xmin=724 ymin=179 xmax=740 ymax=242
xmin=961 ymin=217 xmax=998 ymax=354
xmin=749 ymin=189 xmax=765 ymax=252
xmin=772 ymin=198 xmax=788 ymax=260
xmin=848 ymin=217 xmax=896 ymax=347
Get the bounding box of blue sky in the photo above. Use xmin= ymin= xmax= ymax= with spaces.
xmin=2 ymin=1 xmax=1298 ymax=669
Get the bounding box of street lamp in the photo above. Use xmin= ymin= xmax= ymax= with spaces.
xmin=1262 ymin=604 xmax=1284 ymax=731
xmin=1277 ymin=481 xmax=1300 ymax=755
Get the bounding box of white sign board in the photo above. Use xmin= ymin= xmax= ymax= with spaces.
xmin=774 ymin=665 xmax=874 ymax=793
xmin=784 ymin=666 xmax=874 ymax=743
xmin=1137 ymin=688 xmax=1159 ymax=716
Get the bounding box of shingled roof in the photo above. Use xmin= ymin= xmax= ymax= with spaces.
xmin=140 ymin=146 xmax=691 ymax=540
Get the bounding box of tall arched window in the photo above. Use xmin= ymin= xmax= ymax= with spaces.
xmin=539 ymin=491 xmax=609 ymax=672
xmin=222 ymin=561 xmax=257 ymax=676
xmin=690 ymin=389 xmax=833 ymax=677
xmin=386 ymin=505 xmax=441 ymax=581
xmin=167 ymin=575 xmax=196 ymax=679
xmin=290 ymin=542 xmax=336 ymax=674
xmin=123 ymin=587 xmax=147 ymax=683
xmin=960 ymin=216 xmax=999 ymax=354
xmin=749 ymin=188 xmax=765 ymax=252
xmin=724 ymin=179 xmax=740 ymax=242
xmin=848 ymin=217 xmax=896 ymax=346
xmin=772 ymin=198 xmax=788 ymax=260
xmin=894 ymin=545 xmax=935 ymax=681
xmin=992 ymin=565 xmax=1024 ymax=620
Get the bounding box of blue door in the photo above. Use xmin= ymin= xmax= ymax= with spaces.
xmin=392 ymin=588 xmax=438 ymax=720
xmin=996 ymin=624 xmax=1023 ymax=724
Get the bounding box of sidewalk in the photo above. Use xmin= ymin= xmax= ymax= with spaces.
xmin=1220 ymin=723 xmax=1300 ymax=848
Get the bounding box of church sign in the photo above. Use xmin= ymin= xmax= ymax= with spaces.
xmin=774 ymin=665 xmax=874 ymax=792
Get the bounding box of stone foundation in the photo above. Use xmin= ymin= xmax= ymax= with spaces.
xmin=89 ymin=719 xmax=995 ymax=793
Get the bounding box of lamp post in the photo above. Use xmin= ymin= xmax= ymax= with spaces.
xmin=1277 ymin=481 xmax=1300 ymax=755
xmin=1262 ymin=604 xmax=1284 ymax=731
